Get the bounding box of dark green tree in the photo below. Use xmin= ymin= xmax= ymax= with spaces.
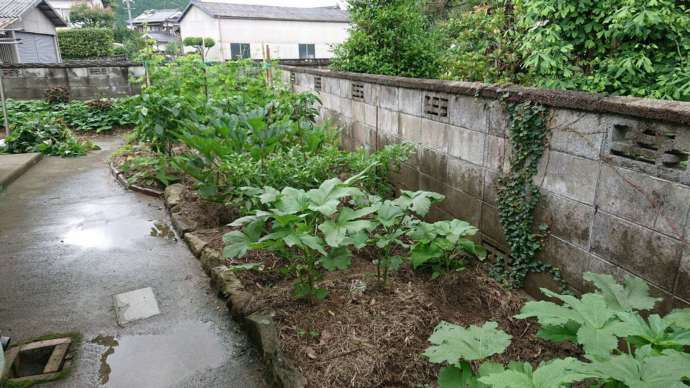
xmin=70 ymin=4 xmax=115 ymax=27
xmin=331 ymin=0 xmax=441 ymax=78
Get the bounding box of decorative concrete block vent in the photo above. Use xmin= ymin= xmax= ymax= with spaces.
xmin=611 ymin=124 xmax=690 ymax=170
xmin=313 ymin=76 xmax=322 ymax=92
xmin=1 ymin=337 xmax=73 ymax=385
xmin=87 ymin=67 xmax=109 ymax=76
xmin=424 ymin=95 xmax=449 ymax=118
xmin=352 ymin=82 xmax=364 ymax=101
xmin=2 ymin=69 xmax=20 ymax=78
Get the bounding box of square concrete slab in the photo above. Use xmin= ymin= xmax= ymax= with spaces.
xmin=114 ymin=287 xmax=160 ymax=326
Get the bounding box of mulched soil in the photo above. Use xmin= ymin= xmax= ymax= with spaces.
xmin=173 ymin=185 xmax=580 ymax=388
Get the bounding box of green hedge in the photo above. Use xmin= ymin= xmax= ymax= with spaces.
xmin=58 ymin=28 xmax=114 ymax=59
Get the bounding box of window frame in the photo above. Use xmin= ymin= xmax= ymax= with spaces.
xmin=230 ymin=43 xmax=251 ymax=59
xmin=298 ymin=43 xmax=316 ymax=59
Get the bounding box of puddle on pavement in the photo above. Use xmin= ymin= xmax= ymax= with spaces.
xmin=92 ymin=335 xmax=119 ymax=384
xmin=149 ymin=222 xmax=176 ymax=240
xmin=94 ymin=321 xmax=227 ymax=388
xmin=62 ymin=220 xmax=176 ymax=249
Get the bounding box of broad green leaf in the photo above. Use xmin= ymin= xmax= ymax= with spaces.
xmin=410 ymin=242 xmax=443 ymax=269
xmin=306 ymin=178 xmax=359 ymax=216
xmin=536 ymin=323 xmax=578 ymax=342
xmin=395 ymin=190 xmax=445 ymax=216
xmin=275 ymin=187 xmax=308 ymax=215
xmin=319 ymin=247 xmax=352 ymax=271
xmin=615 ymin=312 xmax=690 ymax=348
xmin=299 ymin=234 xmax=327 ymax=255
xmin=424 ymin=321 xmax=512 ymax=364
xmin=376 ymin=201 xmax=404 ymax=227
xmin=583 ymin=272 xmax=659 ymax=312
xmin=223 ymin=230 xmax=252 ymax=258
xmin=259 ymin=186 xmax=280 ymax=204
xmin=576 ymin=323 xmax=619 ymax=360
xmin=459 ymin=239 xmax=487 ymax=260
xmin=478 ymin=358 xmax=586 ymax=388
xmin=574 ymin=348 xmax=690 ymax=388
xmin=515 ymin=300 xmax=581 ymax=327
xmin=664 ymin=308 xmax=690 ymax=329
xmin=438 ymin=365 xmax=469 ymax=388
xmin=318 ymin=207 xmax=375 ymax=247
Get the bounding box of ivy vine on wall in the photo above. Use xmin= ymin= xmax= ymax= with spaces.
xmin=490 ymin=101 xmax=566 ymax=290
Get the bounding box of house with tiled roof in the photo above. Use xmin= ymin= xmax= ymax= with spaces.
xmin=0 ymin=0 xmax=67 ymax=63
xmin=178 ymin=1 xmax=349 ymax=61
xmin=131 ymin=9 xmax=182 ymax=52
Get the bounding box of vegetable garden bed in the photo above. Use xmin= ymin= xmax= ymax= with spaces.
xmin=166 ymin=184 xmax=579 ymax=387
xmin=102 ymin=55 xmax=690 ymax=388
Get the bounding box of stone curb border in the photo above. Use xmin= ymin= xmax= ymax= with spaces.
xmin=163 ymin=184 xmax=307 ymax=388
xmin=0 ymin=153 xmax=43 ymax=192
xmin=109 ymin=161 xmax=164 ymax=198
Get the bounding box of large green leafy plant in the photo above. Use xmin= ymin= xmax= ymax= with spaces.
xmin=425 ymin=272 xmax=690 ymax=387
xmin=224 ymin=174 xmax=377 ymax=300
xmin=225 ymin=175 xmax=487 ymax=300
xmin=2 ymin=112 xmax=95 ymax=157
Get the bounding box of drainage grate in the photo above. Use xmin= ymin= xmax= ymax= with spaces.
xmin=2 ymin=337 xmax=72 ymax=384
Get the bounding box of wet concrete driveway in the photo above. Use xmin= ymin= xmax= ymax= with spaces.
xmin=0 ymin=137 xmax=266 ymax=387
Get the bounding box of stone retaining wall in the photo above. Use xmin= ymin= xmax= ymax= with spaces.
xmin=280 ymin=65 xmax=690 ymax=309
xmin=1 ymin=63 xmax=144 ymax=100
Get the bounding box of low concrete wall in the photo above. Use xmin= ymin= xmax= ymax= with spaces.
xmin=0 ymin=62 xmax=144 ymax=100
xmin=281 ymin=65 xmax=690 ymax=310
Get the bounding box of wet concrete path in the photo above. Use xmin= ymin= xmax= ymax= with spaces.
xmin=0 ymin=137 xmax=266 ymax=387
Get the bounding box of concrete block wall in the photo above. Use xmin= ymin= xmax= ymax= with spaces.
xmin=282 ymin=66 xmax=690 ymax=309
xmin=1 ymin=64 xmax=144 ymax=100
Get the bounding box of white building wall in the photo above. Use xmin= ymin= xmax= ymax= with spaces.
xmin=179 ymin=6 xmax=222 ymax=59
xmin=15 ymin=7 xmax=59 ymax=35
xmin=180 ymin=5 xmax=349 ymax=61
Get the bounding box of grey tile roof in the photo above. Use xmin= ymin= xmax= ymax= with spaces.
xmin=182 ymin=1 xmax=349 ymax=23
xmin=146 ymin=31 xmax=178 ymax=44
xmin=131 ymin=8 xmax=181 ymax=24
xmin=0 ymin=0 xmax=67 ymax=29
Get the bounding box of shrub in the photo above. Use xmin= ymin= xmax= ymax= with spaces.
xmin=513 ymin=0 xmax=690 ymax=100
xmin=58 ymin=28 xmax=114 ymax=59
xmin=331 ymin=0 xmax=441 ymax=78
xmin=69 ymin=4 xmax=114 ymax=28
xmin=45 ymin=87 xmax=69 ymax=104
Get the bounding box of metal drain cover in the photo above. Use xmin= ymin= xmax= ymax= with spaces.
xmin=1 ymin=337 xmax=72 ymax=384
xmin=113 ymin=287 xmax=161 ymax=326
